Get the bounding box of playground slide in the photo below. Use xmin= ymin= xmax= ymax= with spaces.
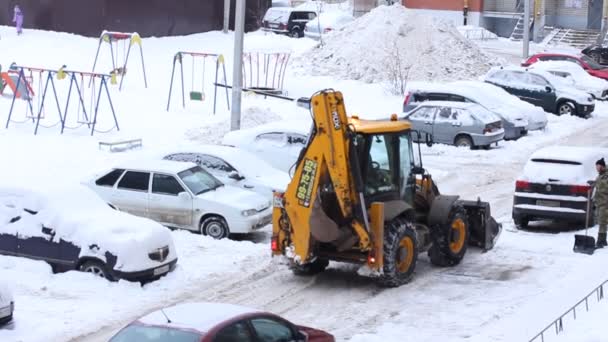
xmin=0 ymin=72 xmax=33 ymax=100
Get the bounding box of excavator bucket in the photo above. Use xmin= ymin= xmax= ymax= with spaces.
xmin=460 ymin=199 xmax=502 ymax=251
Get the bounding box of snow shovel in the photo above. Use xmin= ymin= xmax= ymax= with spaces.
xmin=573 ymin=188 xmax=595 ymax=255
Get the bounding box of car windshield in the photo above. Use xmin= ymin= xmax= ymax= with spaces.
xmin=581 ymin=55 xmax=604 ymax=70
xmin=264 ymin=8 xmax=290 ymax=23
xmin=178 ymin=166 xmax=223 ymax=195
xmin=110 ymin=324 xmax=202 ymax=342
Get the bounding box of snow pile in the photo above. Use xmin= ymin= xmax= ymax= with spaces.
xmin=297 ymin=5 xmax=502 ymax=83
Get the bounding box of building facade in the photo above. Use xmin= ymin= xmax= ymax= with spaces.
xmin=402 ymin=0 xmax=608 ymax=38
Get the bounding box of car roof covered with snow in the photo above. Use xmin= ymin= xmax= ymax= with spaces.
xmin=222 ymin=120 xmax=312 ymax=146
xmin=114 ymin=159 xmax=198 ymax=175
xmin=411 ymin=100 xmax=479 ymax=110
xmin=0 ymin=184 xmax=173 ymax=267
xmin=164 ymin=144 xmax=290 ymax=181
xmin=138 ymin=302 xmax=261 ymax=333
xmin=529 ymin=146 xmax=608 ymax=165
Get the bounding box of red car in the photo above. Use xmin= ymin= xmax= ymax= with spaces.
xmin=521 ymin=53 xmax=608 ymax=80
xmin=109 ymin=302 xmax=335 ymax=342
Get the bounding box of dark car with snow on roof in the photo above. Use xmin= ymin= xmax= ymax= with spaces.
xmin=109 ymin=302 xmax=335 ymax=342
xmin=484 ymin=66 xmax=595 ymax=118
xmin=512 ymin=146 xmax=607 ymax=229
xmin=262 ymin=7 xmax=317 ymax=38
xmin=0 ymin=185 xmax=177 ymax=282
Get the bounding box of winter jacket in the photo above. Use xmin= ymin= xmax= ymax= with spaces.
xmin=594 ymin=171 xmax=608 ymax=207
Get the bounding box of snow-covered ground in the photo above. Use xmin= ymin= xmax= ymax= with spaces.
xmin=1 ymin=8 xmax=608 ymax=342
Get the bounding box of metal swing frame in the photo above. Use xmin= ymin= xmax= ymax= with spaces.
xmin=91 ymin=30 xmax=148 ymax=91
xmin=166 ymin=51 xmax=230 ymax=114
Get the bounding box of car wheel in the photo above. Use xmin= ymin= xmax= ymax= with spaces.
xmin=201 ymin=216 xmax=230 ymax=239
xmin=79 ymin=260 xmax=112 ymax=280
xmin=290 ymin=28 xmax=301 ymax=38
xmin=514 ymin=217 xmax=529 ymax=229
xmin=454 ymin=135 xmax=473 ymax=148
xmin=557 ymin=102 xmax=575 ymax=116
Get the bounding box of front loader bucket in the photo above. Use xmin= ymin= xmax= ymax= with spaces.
xmin=460 ymin=199 xmax=502 ymax=251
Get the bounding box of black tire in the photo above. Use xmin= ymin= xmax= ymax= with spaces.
xmin=454 ymin=135 xmax=473 ymax=149
xmin=79 ymin=260 xmax=112 ymax=280
xmin=290 ymin=28 xmax=301 ymax=38
xmin=200 ymin=216 xmax=230 ymax=239
xmin=0 ymin=314 xmax=12 ymax=326
xmin=428 ymin=206 xmax=469 ymax=267
xmin=377 ymin=218 xmax=418 ymax=287
xmin=290 ymin=258 xmax=329 ymax=276
xmin=557 ymin=102 xmax=575 ymax=116
xmin=514 ymin=216 xmax=529 ymax=229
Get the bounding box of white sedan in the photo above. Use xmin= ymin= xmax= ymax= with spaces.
xmin=0 ymin=282 xmax=13 ymax=326
xmin=85 ymin=160 xmax=272 ymax=239
xmin=529 ymin=60 xmax=608 ymax=100
xmin=304 ymin=12 xmax=353 ymax=40
xmin=222 ymin=120 xmax=311 ymax=173
xmin=162 ymin=144 xmax=290 ymax=199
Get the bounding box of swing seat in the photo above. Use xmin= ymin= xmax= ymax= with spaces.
xmin=113 ymin=67 xmax=127 ymax=76
xmin=189 ymin=91 xmax=205 ymax=101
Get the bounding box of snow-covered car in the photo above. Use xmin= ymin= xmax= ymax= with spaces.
xmin=0 ymin=185 xmax=177 ymax=281
xmin=403 ymin=81 xmax=548 ymax=138
xmin=484 ymin=66 xmax=595 ymax=117
xmin=0 ymin=282 xmax=13 ymax=326
xmin=262 ymin=7 xmax=317 ymax=38
xmin=109 ymin=302 xmax=335 ymax=342
xmin=304 ymin=12 xmax=354 ymax=40
xmin=403 ymin=101 xmax=504 ymax=148
xmin=162 ymin=145 xmax=290 ymax=199
xmin=529 ymin=61 xmax=608 ymax=100
xmin=85 ymin=160 xmax=272 ymax=239
xmin=222 ymin=120 xmax=311 ymax=173
xmin=512 ymin=146 xmax=608 ymax=228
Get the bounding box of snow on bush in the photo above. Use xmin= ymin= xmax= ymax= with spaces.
xmin=296 ymin=5 xmax=502 ymax=93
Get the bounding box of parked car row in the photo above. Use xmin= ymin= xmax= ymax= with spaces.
xmin=262 ymin=6 xmax=354 ymax=40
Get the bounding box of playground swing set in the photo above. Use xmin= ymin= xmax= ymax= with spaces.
xmin=4 ymin=63 xmax=120 ymax=136
xmin=166 ymin=51 xmax=230 ymax=114
xmin=91 ymin=31 xmax=147 ymax=91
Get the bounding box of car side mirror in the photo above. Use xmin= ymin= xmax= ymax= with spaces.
xmin=178 ymin=192 xmax=191 ymax=201
xmin=545 ymin=86 xmax=553 ymax=93
xmin=296 ymin=97 xmax=311 ymax=110
xmin=228 ymin=171 xmax=245 ymax=181
xmin=425 ymin=132 xmax=434 ymax=147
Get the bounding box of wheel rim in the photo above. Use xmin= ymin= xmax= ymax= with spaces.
xmin=559 ymin=104 xmax=572 ymax=115
xmin=291 ymin=31 xmax=299 ymax=38
xmin=449 ymin=218 xmax=466 ymax=254
xmin=396 ymin=237 xmax=415 ymax=273
xmin=206 ymin=222 xmax=225 ymax=238
xmin=457 ymin=139 xmax=470 ymax=147
xmin=84 ymin=265 xmax=105 ymax=278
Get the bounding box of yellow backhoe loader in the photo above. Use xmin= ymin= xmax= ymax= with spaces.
xmin=270 ymin=89 xmax=501 ymax=287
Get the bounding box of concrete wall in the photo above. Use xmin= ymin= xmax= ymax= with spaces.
xmin=0 ymin=0 xmax=271 ymax=37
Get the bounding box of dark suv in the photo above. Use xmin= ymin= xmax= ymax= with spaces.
xmin=262 ymin=7 xmax=317 ymax=38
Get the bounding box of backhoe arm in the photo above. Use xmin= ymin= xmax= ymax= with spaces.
xmin=272 ymin=90 xmax=371 ymax=264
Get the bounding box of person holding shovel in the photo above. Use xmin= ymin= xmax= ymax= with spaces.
xmin=593 ymin=158 xmax=608 ymax=248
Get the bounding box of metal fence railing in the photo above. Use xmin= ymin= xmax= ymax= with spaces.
xmin=529 ymin=280 xmax=607 ymax=342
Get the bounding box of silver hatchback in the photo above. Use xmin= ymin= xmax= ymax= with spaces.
xmin=403 ymin=101 xmax=505 ymax=148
